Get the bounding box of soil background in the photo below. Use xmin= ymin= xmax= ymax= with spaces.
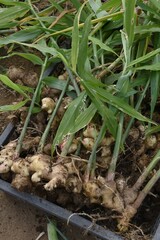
xmin=0 ymin=191 xmax=97 ymax=240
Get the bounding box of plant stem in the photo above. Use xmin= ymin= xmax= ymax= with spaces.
xmin=133 ymin=167 xmax=160 ymax=210
xmin=85 ymin=121 xmax=107 ymax=181
xmin=97 ymin=53 xmax=123 ymax=79
xmin=28 ymin=0 xmax=46 ymax=29
xmin=122 ymin=79 xmax=150 ymax=144
xmin=65 ymin=65 xmax=80 ymax=96
xmin=61 ymin=134 xmax=75 ymax=157
xmin=133 ymin=149 xmax=160 ymax=191
xmin=57 ymin=67 xmax=81 ymax=157
xmin=16 ymin=56 xmax=48 ymax=155
xmin=38 ymin=77 xmax=70 ymax=153
xmin=106 ymin=112 xmax=124 ymax=182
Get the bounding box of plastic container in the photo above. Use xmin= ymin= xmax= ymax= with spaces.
xmin=0 ymin=179 xmax=123 ymax=240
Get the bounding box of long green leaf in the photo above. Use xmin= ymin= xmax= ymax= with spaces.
xmin=47 ymin=222 xmax=58 ymax=240
xmin=43 ymin=77 xmax=74 ymax=91
xmin=145 ymin=125 xmax=160 ymax=136
xmin=0 ymin=74 xmax=29 ymax=98
xmin=0 ymin=27 xmax=43 ymax=45
xmin=78 ymin=14 xmax=92 ymax=74
xmin=80 ymin=76 xmax=118 ymax=137
xmin=0 ymin=99 xmax=29 ymax=112
xmin=0 ymin=52 xmax=43 ymax=65
xmin=135 ymin=25 xmax=160 ymax=34
xmin=70 ymin=103 xmax=97 ymax=134
xmin=0 ymin=4 xmax=29 ymax=28
xmin=52 ymin=92 xmax=86 ymax=152
xmin=13 ymin=42 xmax=68 ymax=66
xmin=89 ymin=36 xmax=117 ymax=55
xmin=128 ymin=48 xmax=160 ymax=68
xmin=13 ymin=53 xmax=43 ymax=65
xmin=71 ymin=3 xmax=85 ymax=72
xmin=136 ymin=62 xmax=160 ymax=71
xmin=99 ymin=0 xmax=121 ymax=12
xmin=150 ymin=0 xmax=160 ymax=11
xmin=89 ymin=0 xmax=107 ymax=17
xmin=122 ymin=0 xmax=136 ymax=47
xmin=137 ymin=0 xmax=159 ymax=17
xmin=83 ymin=80 xmax=154 ymax=124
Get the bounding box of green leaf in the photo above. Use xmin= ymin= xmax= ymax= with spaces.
xmin=80 ymin=76 xmax=118 ymax=137
xmin=0 ymin=27 xmax=43 ymax=45
xmin=83 ymin=80 xmax=154 ymax=124
xmin=47 ymin=222 xmax=58 ymax=240
xmin=137 ymin=0 xmax=159 ymax=17
xmin=89 ymin=36 xmax=117 ymax=55
xmin=128 ymin=48 xmax=160 ymax=68
xmin=78 ymin=14 xmax=92 ymax=74
xmin=52 ymin=92 xmax=86 ymax=152
xmin=0 ymin=4 xmax=29 ymax=29
xmin=89 ymin=0 xmax=107 ymax=17
xmin=145 ymin=125 xmax=160 ymax=136
xmin=0 ymin=74 xmax=29 ymax=98
xmin=0 ymin=52 xmax=43 ymax=65
xmin=71 ymin=2 xmax=86 ymax=72
xmin=0 ymin=99 xmax=29 ymax=112
xmin=14 ymin=42 xmax=68 ymax=66
xmin=136 ymin=63 xmax=160 ymax=71
xmin=135 ymin=25 xmax=160 ymax=34
xmin=122 ymin=0 xmax=136 ymax=47
xmin=150 ymin=0 xmax=160 ymax=11
xmin=43 ymin=77 xmax=74 ymax=91
xmin=70 ymin=103 xmax=97 ymax=134
xmin=0 ymin=1 xmax=28 ymax=6
xmin=13 ymin=53 xmax=43 ymax=65
xmin=99 ymin=0 xmax=121 ymax=12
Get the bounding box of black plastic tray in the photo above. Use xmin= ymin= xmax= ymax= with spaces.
xmin=0 ymin=179 xmax=159 ymax=240
xmin=0 ymin=179 xmax=123 ymax=240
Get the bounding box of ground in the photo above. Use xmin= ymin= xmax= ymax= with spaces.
xmin=0 ymin=190 xmax=98 ymax=240
xmin=0 ymin=191 xmax=48 ymax=240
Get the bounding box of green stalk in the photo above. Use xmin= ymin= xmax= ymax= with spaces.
xmin=38 ymin=77 xmax=70 ymax=153
xmin=65 ymin=65 xmax=80 ymax=96
xmin=16 ymin=56 xmax=48 ymax=155
xmin=28 ymin=0 xmax=46 ymax=29
xmin=133 ymin=167 xmax=160 ymax=210
xmin=122 ymin=79 xmax=150 ymax=144
xmin=133 ymin=149 xmax=160 ymax=191
xmin=93 ymin=43 xmax=99 ymax=68
xmin=106 ymin=112 xmax=124 ymax=182
xmin=97 ymin=53 xmax=123 ymax=79
xmin=61 ymin=134 xmax=75 ymax=157
xmin=58 ymin=67 xmax=81 ymax=157
xmin=85 ymin=121 xmax=107 ymax=181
